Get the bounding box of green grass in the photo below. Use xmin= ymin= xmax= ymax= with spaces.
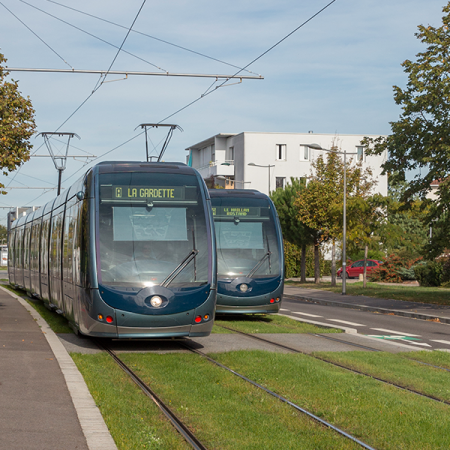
xmin=71 ymin=353 xmax=191 ymax=450
xmin=314 ymin=350 xmax=450 ymax=402
xmin=286 ymin=280 xmax=450 ymax=305
xmin=213 ymin=313 xmax=342 ymax=334
xmin=400 ymin=350 xmax=450 ymax=371
xmin=213 ymin=350 xmax=450 ymax=449
xmin=118 ymin=352 xmax=360 ymax=449
xmin=3 ymin=284 xmax=73 ymax=333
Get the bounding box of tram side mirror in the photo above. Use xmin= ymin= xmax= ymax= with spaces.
xmin=76 ymin=191 xmax=85 ymax=201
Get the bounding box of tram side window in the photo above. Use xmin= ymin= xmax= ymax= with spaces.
xmin=41 ymin=217 xmax=50 ymax=275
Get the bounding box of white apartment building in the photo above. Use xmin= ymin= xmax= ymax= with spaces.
xmin=186 ymin=132 xmax=388 ymax=196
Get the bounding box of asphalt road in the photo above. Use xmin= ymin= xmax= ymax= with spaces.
xmin=279 ymin=296 xmax=450 ymax=351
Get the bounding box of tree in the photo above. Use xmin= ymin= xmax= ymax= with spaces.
xmin=270 ymin=177 xmax=315 ymax=282
xmin=0 ymin=52 xmax=36 ymax=192
xmin=295 ymin=151 xmax=377 ymax=285
xmin=363 ymin=3 xmax=450 ymax=253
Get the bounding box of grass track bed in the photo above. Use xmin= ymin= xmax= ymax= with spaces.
xmin=401 ymin=350 xmax=450 ymax=370
xmin=71 ymin=353 xmax=190 ymax=450
xmin=119 ymin=352 xmax=360 ymax=449
xmin=314 ymin=351 xmax=450 ymax=402
xmin=213 ymin=314 xmax=342 ymax=334
xmin=212 ymin=350 xmax=450 ymax=449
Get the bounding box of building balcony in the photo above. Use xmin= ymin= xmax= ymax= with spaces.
xmin=196 ymin=160 xmax=234 ymax=179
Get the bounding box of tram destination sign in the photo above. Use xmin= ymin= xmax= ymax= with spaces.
xmin=101 ymin=185 xmax=192 ymax=201
xmin=212 ymin=206 xmax=260 ymax=217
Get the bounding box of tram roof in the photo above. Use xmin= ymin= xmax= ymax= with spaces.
xmin=94 ymin=161 xmax=193 ymax=174
xmin=209 ymin=189 xmax=268 ymax=199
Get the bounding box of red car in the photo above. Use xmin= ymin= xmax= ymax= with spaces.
xmin=337 ymin=259 xmax=383 ymax=279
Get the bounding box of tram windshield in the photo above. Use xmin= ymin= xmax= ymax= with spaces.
xmin=97 ymin=172 xmax=209 ymax=289
xmin=211 ymin=196 xmax=281 ymax=279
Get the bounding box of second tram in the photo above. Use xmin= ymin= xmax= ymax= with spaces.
xmin=209 ymin=189 xmax=284 ymax=314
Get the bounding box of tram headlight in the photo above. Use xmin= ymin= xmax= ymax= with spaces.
xmin=239 ymin=284 xmax=249 ymax=293
xmin=150 ymin=296 xmax=163 ymax=308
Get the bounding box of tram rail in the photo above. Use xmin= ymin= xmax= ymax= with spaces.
xmin=179 ymin=340 xmax=376 ymax=450
xmin=93 ymin=338 xmax=208 ymax=450
xmin=215 ymin=324 xmax=450 ymax=406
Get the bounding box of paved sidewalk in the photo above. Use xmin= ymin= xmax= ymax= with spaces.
xmin=0 ymin=286 xmax=116 ymax=450
xmin=284 ymin=285 xmax=450 ymax=324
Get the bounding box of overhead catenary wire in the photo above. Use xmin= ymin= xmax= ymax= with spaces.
xmin=49 ymin=0 xmax=339 ymax=192
xmin=18 ymin=0 xmax=166 ymax=73
xmin=5 ymin=0 xmax=337 ymax=219
xmin=157 ymin=0 xmax=337 ymax=124
xmin=0 ymin=1 xmax=72 ymax=69
xmin=43 ymin=0 xmax=261 ymax=76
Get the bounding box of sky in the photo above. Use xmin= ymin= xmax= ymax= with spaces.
xmin=0 ymin=0 xmax=447 ymax=226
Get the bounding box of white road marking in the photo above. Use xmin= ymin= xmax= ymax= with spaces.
xmin=370 ymin=328 xmax=421 ymax=337
xmin=279 ymin=308 xmax=291 ymax=312
xmin=328 ymin=319 xmax=366 ymax=327
xmin=367 ymin=335 xmax=410 ymax=340
xmin=402 ymin=341 xmax=432 ymax=347
xmin=431 ymin=340 xmax=450 ymax=346
xmin=291 ymin=311 xmax=323 ymax=318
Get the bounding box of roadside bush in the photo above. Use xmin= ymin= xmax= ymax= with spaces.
xmin=414 ymin=261 xmax=444 ymax=287
xmin=369 ymin=254 xmax=422 ymax=283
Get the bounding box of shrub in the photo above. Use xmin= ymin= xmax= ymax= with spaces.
xmin=414 ymin=261 xmax=444 ymax=287
xmin=369 ymin=254 xmax=422 ymax=283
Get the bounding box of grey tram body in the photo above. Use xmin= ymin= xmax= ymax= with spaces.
xmin=209 ymin=189 xmax=284 ymax=314
xmin=9 ymin=162 xmax=217 ymax=338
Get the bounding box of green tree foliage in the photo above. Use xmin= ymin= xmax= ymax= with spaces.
xmin=294 ymin=151 xmax=377 ymax=284
xmin=0 ymin=224 xmax=7 ymax=244
xmin=363 ymin=4 xmax=450 ymax=254
xmin=0 ymin=52 xmax=36 ymax=191
xmin=374 ymin=178 xmax=430 ymax=258
xmin=271 ymin=177 xmax=315 ymax=282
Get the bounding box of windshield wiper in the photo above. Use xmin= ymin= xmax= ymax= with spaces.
xmin=160 ymin=249 xmax=199 ymax=288
xmin=247 ymin=251 xmax=271 ymax=278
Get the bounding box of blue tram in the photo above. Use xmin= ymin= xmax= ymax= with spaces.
xmin=8 ymin=162 xmax=217 ymax=338
xmin=209 ymin=189 xmax=284 ymax=314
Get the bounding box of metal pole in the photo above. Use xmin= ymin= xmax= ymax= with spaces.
xmin=342 ymin=150 xmax=347 ymax=295
xmin=57 ymin=169 xmax=63 ymax=196
xmin=144 ymin=127 xmax=149 ymax=162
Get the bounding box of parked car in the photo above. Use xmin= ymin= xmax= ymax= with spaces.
xmin=337 ymin=259 xmax=384 ymax=279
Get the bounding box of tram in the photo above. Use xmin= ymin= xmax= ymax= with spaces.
xmin=8 ymin=162 xmax=217 ymax=338
xmin=209 ymin=189 xmax=284 ymax=314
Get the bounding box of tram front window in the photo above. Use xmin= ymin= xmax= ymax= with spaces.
xmin=98 ymin=173 xmax=209 ymax=289
xmin=212 ymin=199 xmax=281 ymax=279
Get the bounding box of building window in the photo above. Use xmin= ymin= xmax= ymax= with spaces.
xmin=356 ymin=146 xmax=364 ymax=162
xmin=276 ymin=144 xmax=286 ymax=161
xmin=228 ymin=146 xmax=234 ymax=162
xmin=276 ymin=177 xmax=285 ymax=189
xmin=301 ymin=145 xmax=310 ymax=161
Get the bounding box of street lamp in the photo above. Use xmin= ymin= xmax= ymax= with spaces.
xmin=247 ymin=162 xmax=275 ymax=194
xmin=301 ymin=143 xmax=357 ymax=295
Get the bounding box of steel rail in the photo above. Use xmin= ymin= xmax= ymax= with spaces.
xmin=93 ymin=339 xmax=208 ymax=450
xmin=216 ymin=325 xmax=450 ymax=406
xmin=180 ymin=341 xmax=377 ymax=450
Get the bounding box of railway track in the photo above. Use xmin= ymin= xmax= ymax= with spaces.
xmin=215 ymin=324 xmax=450 ymax=406
xmin=179 ymin=340 xmax=376 ymax=450
xmin=93 ymin=338 xmax=208 ymax=450
xmin=95 ymin=336 xmax=376 ymax=450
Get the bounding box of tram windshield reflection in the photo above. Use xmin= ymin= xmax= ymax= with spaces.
xmin=98 ymin=173 xmax=209 ymax=288
xmin=212 ymin=198 xmax=281 ymax=279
